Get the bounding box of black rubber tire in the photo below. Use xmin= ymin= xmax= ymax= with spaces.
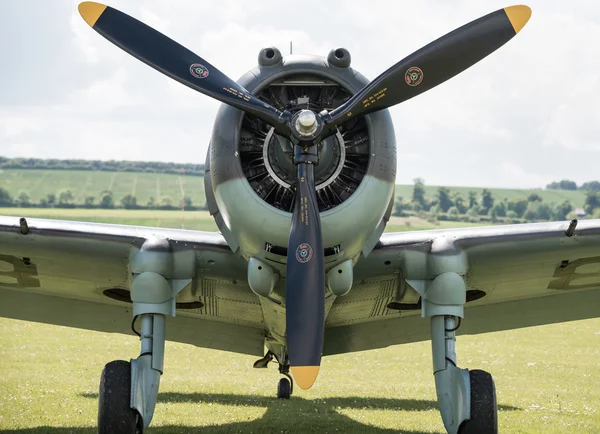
xmin=277 ymin=377 xmax=291 ymax=399
xmin=458 ymin=369 xmax=498 ymax=434
xmin=98 ymin=360 xmax=142 ymax=434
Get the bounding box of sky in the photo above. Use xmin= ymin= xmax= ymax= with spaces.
xmin=0 ymin=0 xmax=599 ymax=189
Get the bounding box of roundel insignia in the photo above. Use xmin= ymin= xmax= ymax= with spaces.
xmin=405 ymin=67 xmax=423 ymax=86
xmin=296 ymin=243 xmax=313 ymax=263
xmin=190 ymin=63 xmax=209 ymax=79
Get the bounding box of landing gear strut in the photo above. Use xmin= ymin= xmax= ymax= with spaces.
xmin=277 ymin=362 xmax=294 ymax=399
xmin=253 ymin=349 xmax=295 ymax=399
xmin=431 ymin=315 xmax=498 ymax=434
xmin=410 ymin=271 xmax=498 ymax=434
xmin=98 ymin=312 xmax=165 ymax=434
xmin=95 ymin=237 xmax=193 ymax=432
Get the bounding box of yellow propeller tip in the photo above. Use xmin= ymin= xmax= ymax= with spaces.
xmin=291 ymin=366 xmax=320 ymax=390
xmin=78 ymin=1 xmax=107 ymax=28
xmin=504 ymin=5 xmax=532 ymax=34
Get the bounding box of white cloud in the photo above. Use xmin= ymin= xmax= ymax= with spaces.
xmin=1 ymin=0 xmax=600 ymax=189
xmin=544 ymin=103 xmax=600 ymax=151
xmin=69 ymin=11 xmax=99 ymax=63
xmin=0 ymin=113 xmax=41 ymax=138
xmin=139 ymin=7 xmax=171 ymax=35
xmin=199 ymin=23 xmax=332 ymax=79
xmin=3 ymin=142 xmax=39 ymax=158
xmin=73 ymin=68 xmax=147 ymax=110
xmin=502 ymin=163 xmax=548 ymax=189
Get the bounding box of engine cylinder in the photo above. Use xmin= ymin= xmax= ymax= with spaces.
xmin=204 ymin=53 xmax=396 ymax=272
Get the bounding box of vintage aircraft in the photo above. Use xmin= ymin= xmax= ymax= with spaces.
xmin=1 ymin=2 xmax=599 ymax=433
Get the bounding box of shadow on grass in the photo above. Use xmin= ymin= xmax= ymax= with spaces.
xmin=0 ymin=428 xmax=429 ymax=434
xmin=81 ymin=390 xmax=520 ymax=412
xmin=0 ymin=393 xmax=520 ymax=434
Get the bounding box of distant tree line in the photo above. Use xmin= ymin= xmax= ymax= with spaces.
xmin=546 ymin=179 xmax=600 ymax=191
xmin=0 ymin=157 xmax=205 ymax=177
xmin=393 ymin=178 xmax=600 ymax=222
xmin=0 ymin=188 xmax=206 ymax=211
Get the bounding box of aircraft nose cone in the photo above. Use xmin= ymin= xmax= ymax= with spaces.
xmin=295 ymin=110 xmax=318 ymax=136
xmin=298 ymin=110 xmax=316 ymax=128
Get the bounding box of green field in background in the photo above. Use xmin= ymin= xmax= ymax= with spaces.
xmin=0 ymin=208 xmax=218 ymax=231
xmin=0 ymin=208 xmax=491 ymax=233
xmin=0 ymin=169 xmax=587 ymax=208
xmin=394 ymin=184 xmax=586 ymax=207
xmin=0 ymin=169 xmax=207 ymax=207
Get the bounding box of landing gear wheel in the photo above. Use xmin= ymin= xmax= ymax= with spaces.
xmin=277 ymin=377 xmax=291 ymax=399
xmin=458 ymin=370 xmax=498 ymax=434
xmin=98 ymin=360 xmax=142 ymax=434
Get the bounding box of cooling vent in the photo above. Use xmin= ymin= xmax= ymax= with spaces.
xmin=239 ymin=73 xmax=370 ymax=212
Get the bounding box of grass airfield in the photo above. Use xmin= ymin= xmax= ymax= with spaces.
xmin=0 ymin=208 xmax=485 ymax=233
xmin=0 ymin=208 xmax=599 ymax=433
xmin=1 ymin=317 xmax=599 ymax=433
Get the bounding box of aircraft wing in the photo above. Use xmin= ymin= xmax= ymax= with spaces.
xmin=323 ymin=219 xmax=600 ymax=355
xmin=0 ymin=216 xmax=265 ymax=356
xmin=3 ymin=216 xmax=599 ymax=358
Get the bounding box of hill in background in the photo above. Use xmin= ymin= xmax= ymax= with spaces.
xmin=0 ymin=156 xmax=204 ymax=176
xmin=0 ymin=167 xmax=588 ymax=211
xmin=0 ymin=169 xmax=207 ymax=209
xmin=2 ymin=156 xmax=600 ymax=224
xmin=394 ymin=184 xmax=587 ymax=209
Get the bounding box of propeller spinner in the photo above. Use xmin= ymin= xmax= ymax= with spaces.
xmin=78 ymin=2 xmax=531 ymax=390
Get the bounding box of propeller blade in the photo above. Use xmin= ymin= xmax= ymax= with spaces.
xmin=324 ymin=5 xmax=531 ymax=126
xmin=285 ymin=155 xmax=325 ymax=390
xmin=78 ymin=2 xmax=289 ymax=135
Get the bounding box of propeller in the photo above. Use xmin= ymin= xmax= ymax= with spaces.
xmin=322 ymin=6 xmax=531 ymax=130
xmin=78 ymin=2 xmax=531 ymax=390
xmin=284 ymin=121 xmax=325 ymax=389
xmin=77 ymin=2 xmax=290 ymax=136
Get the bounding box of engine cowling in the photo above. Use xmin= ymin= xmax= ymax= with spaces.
xmin=204 ymin=48 xmax=397 ymax=273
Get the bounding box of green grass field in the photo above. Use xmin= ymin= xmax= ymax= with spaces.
xmin=0 ymin=169 xmax=587 ymax=209
xmin=0 ymin=317 xmax=599 ymax=433
xmin=0 ymin=208 xmax=219 ymax=232
xmin=393 ymin=184 xmax=586 ymax=208
xmin=0 ymin=169 xmax=207 ymax=208
xmin=0 ymin=191 xmax=598 ymax=433
xmin=0 ymin=208 xmax=489 ymax=233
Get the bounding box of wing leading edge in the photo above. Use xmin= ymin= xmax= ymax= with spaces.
xmin=0 ymin=216 xmax=264 ymax=356
xmin=324 ymin=219 xmax=600 ymax=355
xmin=2 ymin=216 xmax=599 ymax=357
